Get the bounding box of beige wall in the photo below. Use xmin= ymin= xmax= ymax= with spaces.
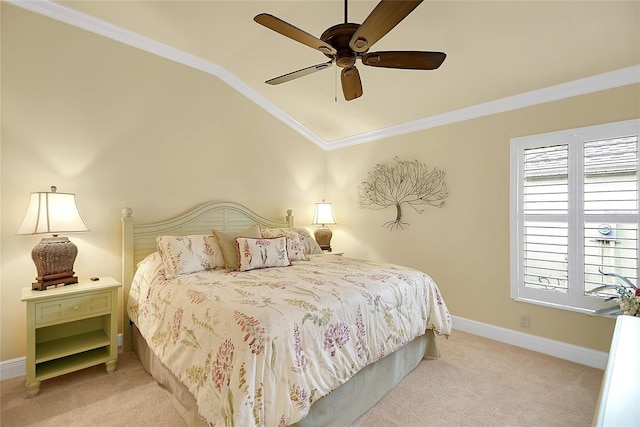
xmin=1 ymin=3 xmax=638 ymax=363
xmin=0 ymin=5 xmax=325 ymax=361
xmin=327 ymin=84 xmax=640 ymax=352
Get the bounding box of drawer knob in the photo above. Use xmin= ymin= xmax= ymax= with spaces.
xmin=73 ymin=305 xmax=80 ymax=310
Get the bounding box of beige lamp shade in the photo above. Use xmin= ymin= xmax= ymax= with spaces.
xmin=17 ymin=186 xmax=89 ymax=235
xmin=312 ymin=201 xmax=336 ymax=252
xmin=312 ymin=201 xmax=337 ymax=226
xmin=18 ymin=186 xmax=89 ymax=290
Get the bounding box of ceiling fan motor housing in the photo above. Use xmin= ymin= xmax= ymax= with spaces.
xmin=321 ymin=23 xmax=363 ymax=68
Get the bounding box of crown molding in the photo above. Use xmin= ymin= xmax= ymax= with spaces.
xmin=9 ymin=1 xmax=640 ymax=152
xmin=325 ymin=65 xmax=640 ymax=150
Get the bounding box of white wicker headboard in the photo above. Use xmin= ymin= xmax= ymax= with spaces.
xmin=121 ymin=201 xmax=293 ymax=350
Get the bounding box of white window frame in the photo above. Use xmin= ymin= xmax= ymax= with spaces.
xmin=510 ymin=119 xmax=640 ymax=314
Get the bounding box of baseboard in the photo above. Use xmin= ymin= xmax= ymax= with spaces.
xmin=1 ymin=322 xmax=608 ymax=380
xmin=0 ymin=356 xmax=26 ymax=381
xmin=451 ymin=315 xmax=608 ymax=369
xmin=1 ymin=333 xmax=125 ymax=381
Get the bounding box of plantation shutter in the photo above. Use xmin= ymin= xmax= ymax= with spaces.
xmin=583 ymin=136 xmax=639 ymax=295
xmin=522 ymin=145 xmax=569 ymax=294
xmin=512 ymin=120 xmax=640 ymax=312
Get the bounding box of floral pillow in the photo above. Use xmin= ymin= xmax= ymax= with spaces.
xmin=292 ymin=228 xmax=323 ymax=255
xmin=236 ymin=236 xmax=291 ymax=272
xmin=156 ymin=235 xmax=224 ymax=278
xmin=261 ymin=227 xmax=308 ymax=261
xmin=212 ymin=224 xmax=262 ymax=270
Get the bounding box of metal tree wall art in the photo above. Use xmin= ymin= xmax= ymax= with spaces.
xmin=357 ymin=157 xmax=448 ymax=230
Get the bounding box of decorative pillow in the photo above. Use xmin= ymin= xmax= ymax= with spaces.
xmin=292 ymin=227 xmax=323 ymax=255
xmin=212 ymin=224 xmax=262 ymax=270
xmin=261 ymin=227 xmax=308 ymax=261
xmin=236 ymin=236 xmax=291 ymax=271
xmin=156 ymin=235 xmax=224 ymax=278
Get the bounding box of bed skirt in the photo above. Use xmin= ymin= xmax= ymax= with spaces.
xmin=131 ymin=325 xmax=440 ymax=426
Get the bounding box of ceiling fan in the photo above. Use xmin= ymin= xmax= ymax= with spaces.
xmin=254 ymin=0 xmax=446 ymax=101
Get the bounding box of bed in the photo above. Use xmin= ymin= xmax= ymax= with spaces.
xmin=121 ymin=201 xmax=451 ymax=427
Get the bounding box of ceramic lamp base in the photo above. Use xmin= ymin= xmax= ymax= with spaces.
xmin=314 ymin=226 xmax=333 ymax=252
xmin=31 ymin=236 xmax=79 ymax=291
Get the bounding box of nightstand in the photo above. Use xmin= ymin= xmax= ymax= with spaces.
xmin=21 ymin=277 xmax=121 ymax=397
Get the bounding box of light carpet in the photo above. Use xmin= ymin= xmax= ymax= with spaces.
xmin=0 ymin=331 xmax=603 ymax=426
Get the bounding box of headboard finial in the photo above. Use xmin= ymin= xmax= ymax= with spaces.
xmin=122 ymin=207 xmax=133 ymax=217
xmin=286 ymin=209 xmax=294 ymax=228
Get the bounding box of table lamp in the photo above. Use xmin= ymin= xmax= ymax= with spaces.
xmin=17 ymin=186 xmax=89 ymax=290
xmin=312 ymin=200 xmax=337 ymax=252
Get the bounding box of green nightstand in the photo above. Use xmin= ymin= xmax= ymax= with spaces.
xmin=21 ymin=277 xmax=121 ymax=397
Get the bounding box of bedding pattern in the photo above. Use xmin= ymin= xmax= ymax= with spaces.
xmin=128 ymin=254 xmax=451 ymax=427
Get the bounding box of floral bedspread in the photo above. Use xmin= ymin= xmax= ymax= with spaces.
xmin=128 ymin=254 xmax=451 ymax=427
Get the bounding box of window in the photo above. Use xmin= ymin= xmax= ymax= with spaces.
xmin=510 ymin=119 xmax=639 ymax=313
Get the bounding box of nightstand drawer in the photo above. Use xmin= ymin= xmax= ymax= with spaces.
xmin=35 ymin=292 xmax=112 ymax=325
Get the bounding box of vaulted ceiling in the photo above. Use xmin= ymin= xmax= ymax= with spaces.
xmin=12 ymin=1 xmax=640 ymax=149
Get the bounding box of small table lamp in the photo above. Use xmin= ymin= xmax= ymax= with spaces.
xmin=312 ymin=200 xmax=337 ymax=252
xmin=17 ymin=186 xmax=89 ymax=290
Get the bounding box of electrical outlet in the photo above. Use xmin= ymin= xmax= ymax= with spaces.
xmin=519 ymin=314 xmax=530 ymax=329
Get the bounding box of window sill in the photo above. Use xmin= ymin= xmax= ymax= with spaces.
xmin=512 ymin=296 xmax=603 ymax=317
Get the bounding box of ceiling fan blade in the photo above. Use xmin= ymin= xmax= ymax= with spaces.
xmin=341 ymin=66 xmax=363 ymax=101
xmin=362 ymin=51 xmax=446 ymax=70
xmin=349 ymin=0 xmax=423 ymax=53
xmin=254 ymin=13 xmax=337 ymax=55
xmin=265 ymin=61 xmax=333 ymax=85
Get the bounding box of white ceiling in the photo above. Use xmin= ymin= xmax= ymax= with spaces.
xmin=12 ymin=1 xmax=640 ymax=149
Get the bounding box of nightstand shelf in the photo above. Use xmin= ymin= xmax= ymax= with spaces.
xmin=21 ymin=278 xmax=121 ymax=397
xmin=36 ymin=329 xmax=110 ymax=364
xmin=36 ymin=347 xmax=111 ymax=381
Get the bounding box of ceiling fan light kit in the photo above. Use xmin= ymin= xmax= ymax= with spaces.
xmin=254 ymin=0 xmax=446 ymax=101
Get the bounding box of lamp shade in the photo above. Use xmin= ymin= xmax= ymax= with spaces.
xmin=312 ymin=201 xmax=337 ymax=226
xmin=17 ymin=186 xmax=89 ymax=235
